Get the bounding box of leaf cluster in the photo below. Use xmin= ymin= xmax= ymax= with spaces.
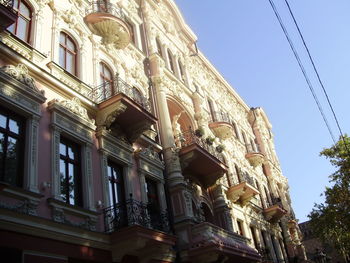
xmin=308 ymin=135 xmax=350 ymax=259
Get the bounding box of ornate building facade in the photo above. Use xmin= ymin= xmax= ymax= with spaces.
xmin=0 ymin=0 xmax=307 ymax=262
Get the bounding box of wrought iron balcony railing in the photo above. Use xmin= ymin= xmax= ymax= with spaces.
xmin=175 ymin=130 xmax=225 ymax=163
xmin=103 ymin=197 xmax=170 ymax=233
xmin=86 ymin=1 xmax=125 ymax=19
xmin=88 ymin=74 xmax=151 ymax=111
xmin=0 ymin=0 xmax=13 ymax=8
xmin=212 ymin=111 xmax=231 ymax=123
xmin=239 ymin=172 xmax=256 ymax=187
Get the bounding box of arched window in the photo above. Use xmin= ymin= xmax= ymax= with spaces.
xmin=8 ymin=0 xmax=32 ymax=43
xmin=167 ymin=49 xmax=174 ymax=72
xmin=156 ymin=38 xmax=162 ymax=56
xmin=99 ymin=62 xmax=114 ymax=99
xmin=234 ymin=164 xmax=241 ymax=183
xmin=59 ymin=32 xmax=77 ymax=76
xmin=178 ymin=59 xmax=185 ymax=81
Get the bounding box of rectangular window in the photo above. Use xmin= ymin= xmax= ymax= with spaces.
xmin=208 ymin=99 xmax=216 ymax=122
xmin=59 ymin=138 xmax=82 ymax=206
xmin=250 ymin=226 xmax=258 ymax=248
xmin=0 ymin=107 xmax=25 ymax=187
xmin=139 ymin=23 xmax=147 ymax=53
xmin=107 ymin=160 xmax=125 ymax=206
xmin=237 ymin=220 xmax=244 ymax=236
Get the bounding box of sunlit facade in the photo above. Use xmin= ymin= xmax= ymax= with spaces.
xmin=0 ymin=0 xmax=307 ymax=262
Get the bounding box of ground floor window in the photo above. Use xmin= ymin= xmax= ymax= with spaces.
xmin=59 ymin=138 xmax=82 ymax=206
xmin=0 ymin=107 xmax=25 ymax=187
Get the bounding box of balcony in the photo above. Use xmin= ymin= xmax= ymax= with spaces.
xmin=176 ymin=130 xmax=227 ymax=188
xmin=91 ymin=75 xmax=157 ymax=142
xmin=245 ymin=144 xmax=266 ymax=168
xmin=208 ymin=111 xmax=234 ymax=140
xmin=0 ymin=0 xmax=17 ymax=31
xmin=263 ymin=197 xmax=287 ymax=223
xmin=226 ymin=174 xmax=259 ymax=206
xmin=188 ymin=222 xmax=261 ymax=263
xmin=84 ymin=1 xmax=131 ymax=48
xmin=104 ymin=197 xmax=176 ymax=262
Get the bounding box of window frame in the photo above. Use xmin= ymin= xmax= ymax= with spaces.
xmin=7 ymin=0 xmax=33 ymax=43
xmin=167 ymin=49 xmax=175 ymax=73
xmin=0 ymin=106 xmax=26 ymax=187
xmin=59 ymin=137 xmax=83 ymax=207
xmin=59 ymin=32 xmax=78 ymax=76
xmin=48 ymin=98 xmax=96 ymax=211
xmin=99 ymin=62 xmax=114 ymax=99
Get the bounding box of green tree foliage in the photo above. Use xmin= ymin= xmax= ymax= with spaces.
xmin=308 ymin=135 xmax=350 ymax=262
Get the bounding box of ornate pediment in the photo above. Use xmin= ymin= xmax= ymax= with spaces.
xmin=0 ymin=64 xmax=44 ymax=95
xmin=51 ymin=97 xmax=95 ymax=125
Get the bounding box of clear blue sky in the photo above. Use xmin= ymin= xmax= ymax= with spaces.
xmin=175 ymin=0 xmax=350 ymax=222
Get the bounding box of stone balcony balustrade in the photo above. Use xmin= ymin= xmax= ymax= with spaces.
xmin=188 ymin=222 xmax=261 ymax=263
xmin=263 ymin=197 xmax=288 ymax=223
xmin=226 ymin=173 xmax=259 ymax=206
xmin=103 ymin=195 xmax=176 ymax=262
xmin=245 ymin=143 xmax=266 ymax=168
xmin=84 ymin=1 xmax=131 ymax=48
xmin=91 ymin=74 xmax=157 ymax=142
xmin=208 ymin=111 xmax=235 ymax=140
xmin=175 ymin=130 xmax=227 ymax=188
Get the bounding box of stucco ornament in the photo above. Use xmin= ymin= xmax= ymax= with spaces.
xmin=57 ymin=97 xmax=95 ymax=124
xmin=0 ymin=64 xmax=44 ymax=94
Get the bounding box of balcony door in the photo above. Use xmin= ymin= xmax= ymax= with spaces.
xmin=99 ymin=62 xmax=114 ymax=100
xmin=145 ymin=178 xmax=160 ymax=228
xmin=107 ymin=161 xmax=126 ymax=227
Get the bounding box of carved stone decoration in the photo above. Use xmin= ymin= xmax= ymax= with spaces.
xmin=96 ymin=101 xmax=127 ymax=128
xmin=55 ymin=97 xmax=95 ymax=125
xmin=245 ymin=152 xmax=266 ymax=168
xmin=0 ymin=64 xmax=43 ymax=94
xmin=138 ymin=146 xmax=162 ymax=163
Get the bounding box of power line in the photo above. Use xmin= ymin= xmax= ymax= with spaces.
xmin=283 ymin=0 xmax=350 ymax=153
xmin=267 ymin=0 xmax=337 ymax=144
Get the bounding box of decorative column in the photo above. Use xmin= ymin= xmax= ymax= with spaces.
xmin=26 ymin=116 xmax=40 ymax=193
xmin=83 ymin=143 xmax=95 ymax=211
xmin=150 ymin=69 xmax=184 ymax=187
xmin=212 ymin=184 xmax=233 ymax=232
xmin=51 ymin=125 xmax=62 ymax=201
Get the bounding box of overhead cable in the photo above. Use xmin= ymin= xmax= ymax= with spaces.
xmin=284 ymin=0 xmax=350 ymax=153
xmin=267 ymin=0 xmax=337 ymax=145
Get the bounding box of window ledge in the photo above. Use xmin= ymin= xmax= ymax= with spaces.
xmin=47 ymin=198 xmax=99 ymax=231
xmin=0 ymin=182 xmax=43 ymax=216
xmin=1 ymin=31 xmax=47 ymax=64
xmin=46 ymin=61 xmax=92 ymax=99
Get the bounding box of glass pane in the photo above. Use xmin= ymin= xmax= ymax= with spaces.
xmin=13 ymin=0 xmax=19 ymax=9
xmin=66 ymin=53 xmax=75 ymax=74
xmin=0 ymin=114 xmax=6 ymax=129
xmin=7 ymin=23 xmax=15 ymax=34
xmin=17 ymin=17 xmax=28 ymax=41
xmin=68 ymin=146 xmax=75 ymax=159
xmin=66 ymin=38 xmax=75 ymax=52
xmin=59 ymin=159 xmax=67 ymax=202
xmin=19 ymin=2 xmax=30 ymax=18
xmin=59 ymin=142 xmax=66 ymax=156
xmin=0 ymin=132 xmax=3 ymax=154
xmin=68 ymin=163 xmax=75 ymax=205
xmin=9 ymin=119 xmax=19 ymax=134
xmin=0 ymin=133 xmax=3 ymax=174
xmin=4 ymin=137 xmax=19 ymax=186
xmin=60 ymin=33 xmax=65 ymax=45
xmin=59 ymin=46 xmax=65 ymax=68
